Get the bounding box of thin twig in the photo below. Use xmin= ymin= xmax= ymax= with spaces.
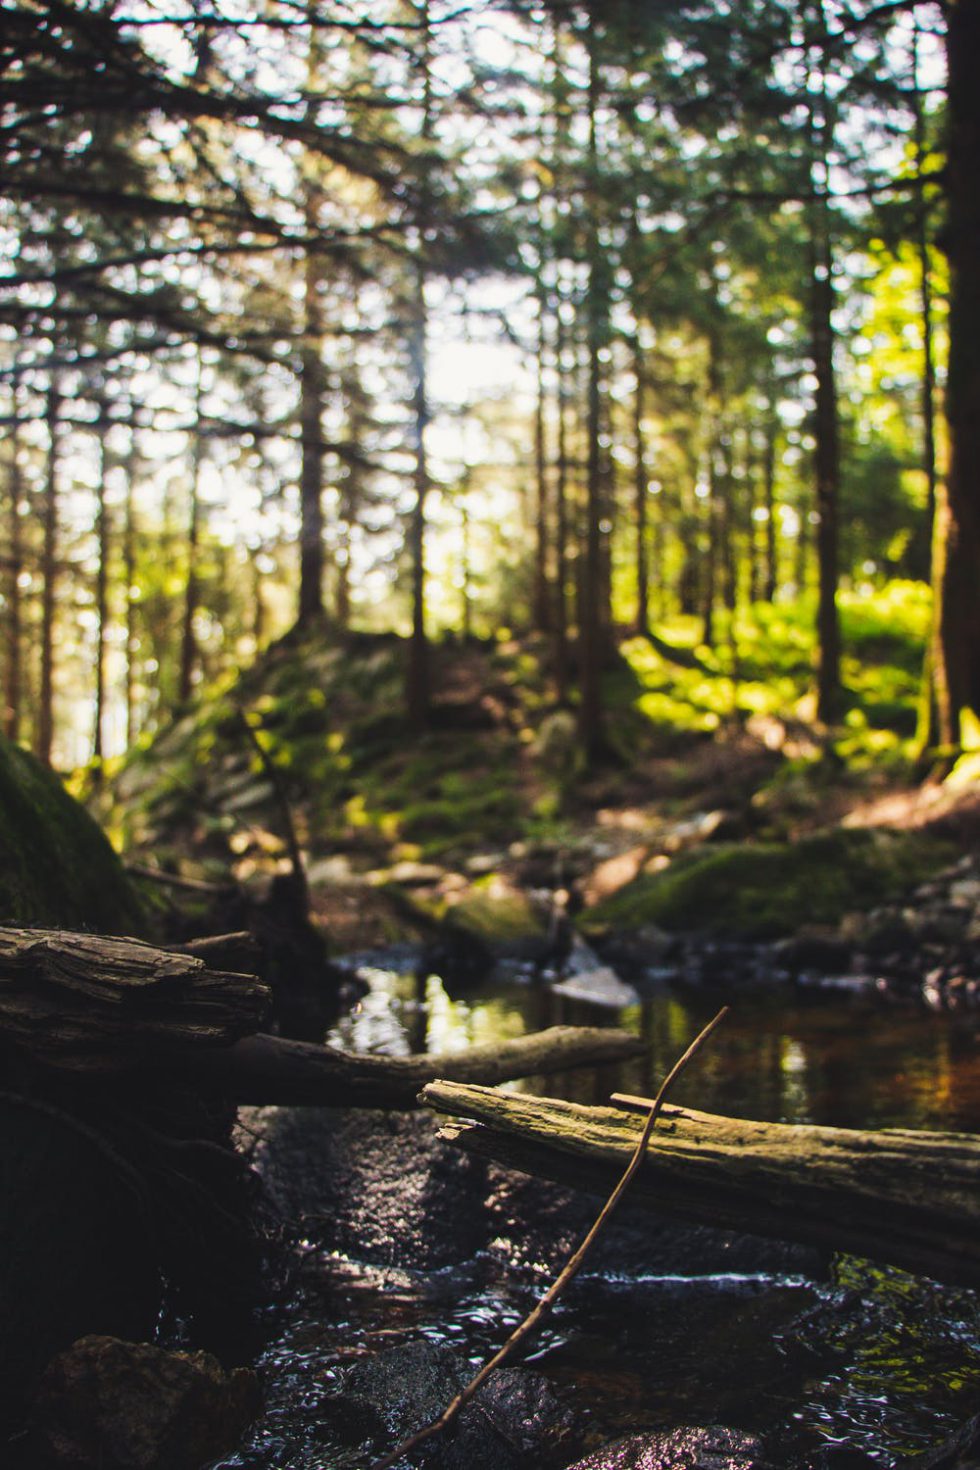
xmin=370 ymin=1006 xmax=730 ymax=1470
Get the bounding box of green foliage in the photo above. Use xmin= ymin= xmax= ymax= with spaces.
xmin=583 ymin=829 xmax=955 ymax=940
xmin=0 ymin=733 xmax=145 ymax=932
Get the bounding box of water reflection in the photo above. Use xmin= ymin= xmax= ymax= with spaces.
xmin=330 ymin=957 xmax=980 ymax=1133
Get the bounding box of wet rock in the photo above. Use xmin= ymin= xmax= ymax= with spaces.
xmin=450 ymin=1365 xmax=582 ymax=1470
xmin=771 ymin=932 xmax=854 ymax=973
xmin=900 ymin=1411 xmax=980 ymax=1468
xmin=328 ymin=1340 xmax=468 ymax=1443
xmin=596 ymin=924 xmax=681 ymax=976
xmin=30 ymin=1335 xmax=260 ymax=1470
xmin=550 ymin=935 xmax=641 ymax=1008
xmin=328 ymin=1343 xmax=580 ymax=1470
xmin=241 ymin=1105 xmax=490 ymax=1270
xmin=565 ymin=1424 xmax=769 ymax=1469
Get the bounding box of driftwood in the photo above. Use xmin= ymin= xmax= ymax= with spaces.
xmin=180 ymin=1026 xmax=646 ymax=1108
xmin=0 ymin=927 xmax=644 ymax=1103
xmin=423 ymin=1081 xmax=980 ymax=1288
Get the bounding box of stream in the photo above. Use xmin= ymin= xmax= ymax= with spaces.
xmin=215 ymin=954 xmax=980 ymax=1470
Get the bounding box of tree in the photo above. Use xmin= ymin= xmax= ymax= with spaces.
xmin=929 ymin=0 xmax=980 ymax=751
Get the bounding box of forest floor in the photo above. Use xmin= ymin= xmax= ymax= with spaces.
xmin=84 ymin=589 xmax=980 ymax=1009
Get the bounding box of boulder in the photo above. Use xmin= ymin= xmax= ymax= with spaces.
xmin=0 ymin=733 xmax=144 ymax=933
xmin=30 ymin=1335 xmax=260 ymax=1470
xmin=327 ymin=1341 xmax=581 ymax=1468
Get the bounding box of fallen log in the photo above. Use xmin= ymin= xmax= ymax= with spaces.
xmin=181 ymin=1026 xmax=646 ymax=1109
xmin=0 ymin=926 xmax=270 ymax=1071
xmin=0 ymin=926 xmax=644 ymax=1104
xmin=422 ymin=1082 xmax=980 ymax=1289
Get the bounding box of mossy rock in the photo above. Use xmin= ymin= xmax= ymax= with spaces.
xmin=0 ymin=735 xmax=144 ymax=934
xmin=443 ymin=884 xmax=550 ymax=963
xmin=581 ymin=828 xmax=956 ymax=941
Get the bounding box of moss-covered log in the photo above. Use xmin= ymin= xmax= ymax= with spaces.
xmin=0 ymin=927 xmax=270 ymax=1072
xmin=423 ymin=1082 xmax=980 ymax=1288
xmin=179 ymin=1026 xmax=646 ymax=1108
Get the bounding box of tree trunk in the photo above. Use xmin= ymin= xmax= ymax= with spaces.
xmin=123 ymin=427 xmax=139 ymax=749
xmin=405 ymin=0 xmax=434 ymax=728
xmin=913 ymin=17 xmax=939 ymax=574
xmin=178 ymin=364 xmax=206 ymax=705
xmin=807 ymin=6 xmax=843 ymax=724
xmin=296 ymin=12 xmax=329 ymax=628
xmin=297 ymin=227 xmax=327 ymax=626
xmin=406 ymin=265 xmax=431 ymax=726
xmin=762 ymin=389 xmax=779 ymax=601
xmin=533 ymin=280 xmax=552 ymax=633
xmin=554 ymin=267 xmax=571 ymax=702
xmin=578 ymin=17 xmax=610 ymax=763
xmin=92 ymin=397 xmax=111 ymax=769
xmin=3 ymin=428 xmax=24 ymax=743
xmin=632 ymin=329 xmax=649 ymax=635
xmin=37 ymin=379 xmax=60 ymax=768
xmin=929 ymin=0 xmax=980 ymax=750
xmin=423 ymin=1082 xmax=980 ymax=1290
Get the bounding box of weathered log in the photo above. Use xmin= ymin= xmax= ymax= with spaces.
xmin=0 ymin=926 xmax=644 ymax=1102
xmin=422 ymin=1082 xmax=980 ymax=1288
xmin=181 ymin=1026 xmax=646 ymax=1109
xmin=0 ymin=926 xmax=270 ymax=1071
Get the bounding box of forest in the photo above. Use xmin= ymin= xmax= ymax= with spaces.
xmin=2 ymin=1 xmax=980 ymax=1468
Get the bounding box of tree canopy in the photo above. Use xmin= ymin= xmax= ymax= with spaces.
xmin=2 ymin=0 xmax=973 ymax=772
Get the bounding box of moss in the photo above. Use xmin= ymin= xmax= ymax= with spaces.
xmin=443 ymin=885 xmax=547 ymax=946
xmin=582 ymin=828 xmax=955 ymax=940
xmin=0 ymin=734 xmax=145 ymax=933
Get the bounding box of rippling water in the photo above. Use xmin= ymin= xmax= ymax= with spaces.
xmin=215 ymin=957 xmax=980 ymax=1470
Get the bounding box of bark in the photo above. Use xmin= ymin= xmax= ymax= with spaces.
xmin=297 ymin=217 xmax=327 ymax=625
xmin=0 ymin=929 xmax=643 ymax=1107
xmin=296 ymin=15 xmax=328 ymax=628
xmin=3 ymin=432 xmax=24 ymax=742
xmin=405 ymin=0 xmax=434 ymax=727
xmin=632 ymin=328 xmax=649 ymax=635
xmin=807 ymin=5 xmax=843 ymax=724
xmin=913 ymin=18 xmax=939 ymax=569
xmin=92 ymin=398 xmax=111 ymax=767
xmin=123 ymin=427 xmax=139 ymax=749
xmin=533 ymin=281 xmax=552 ymax=633
xmin=178 ymin=366 xmax=206 ymax=705
xmin=183 ymin=1025 xmax=646 ymax=1109
xmin=423 ymin=1082 xmax=980 ymax=1289
xmin=762 ymin=392 xmax=779 ymax=602
xmin=0 ymin=927 xmax=270 ymax=1072
xmin=37 ymin=379 xmax=60 ymax=767
xmin=553 ymin=269 xmax=571 ymax=701
xmin=930 ymin=0 xmax=980 ymax=748
xmin=577 ymin=18 xmax=610 ymax=763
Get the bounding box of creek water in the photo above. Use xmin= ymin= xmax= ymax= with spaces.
xmin=216 ymin=956 xmax=980 ymax=1470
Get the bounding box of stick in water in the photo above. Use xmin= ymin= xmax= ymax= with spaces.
xmin=370 ymin=1005 xmax=729 ymax=1470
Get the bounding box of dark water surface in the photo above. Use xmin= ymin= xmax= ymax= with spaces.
xmin=216 ymin=959 xmax=980 ymax=1470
